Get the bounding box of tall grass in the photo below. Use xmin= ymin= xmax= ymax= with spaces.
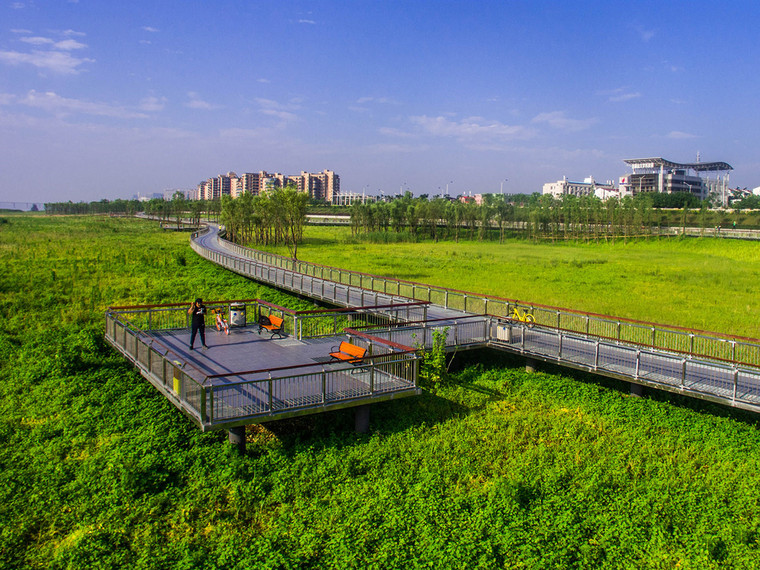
xmin=2 ymin=215 xmax=760 ymax=567
xmin=286 ymin=226 xmax=760 ymax=338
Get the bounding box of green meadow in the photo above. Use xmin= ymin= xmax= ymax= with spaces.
xmin=3 ymin=215 xmax=760 ymax=568
xmin=264 ymin=226 xmax=760 ymax=339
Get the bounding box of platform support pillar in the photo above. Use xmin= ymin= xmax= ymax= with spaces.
xmin=630 ymin=382 xmax=644 ymax=397
xmin=228 ymin=426 xmax=246 ymax=454
xmin=525 ymin=358 xmax=537 ymax=373
xmin=355 ymin=405 xmax=370 ymax=433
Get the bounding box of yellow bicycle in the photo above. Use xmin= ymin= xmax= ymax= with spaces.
xmin=509 ymin=306 xmax=535 ymax=328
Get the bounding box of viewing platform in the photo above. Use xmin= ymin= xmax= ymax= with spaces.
xmin=105 ymin=299 xmax=423 ymax=445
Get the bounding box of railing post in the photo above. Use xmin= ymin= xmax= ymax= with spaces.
xmin=689 ymin=333 xmax=694 ymax=355
xmin=635 ymin=350 xmax=641 ymax=378
xmin=557 ymin=331 xmax=563 ymax=358
xmin=556 ymin=310 xmax=560 ymax=330
xmin=268 ymin=373 xmax=273 ymax=412
xmin=733 ymin=367 xmax=739 ymax=402
xmin=651 ymin=326 xmax=656 ymax=347
xmin=594 ymin=341 xmax=600 ymax=369
xmin=321 ymin=368 xmax=327 ymax=403
xmin=681 ymin=359 xmax=687 ymax=388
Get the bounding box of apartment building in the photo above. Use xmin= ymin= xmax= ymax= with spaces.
xmin=195 ymin=169 xmax=340 ymax=201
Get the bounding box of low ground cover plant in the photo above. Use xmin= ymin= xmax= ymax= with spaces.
xmin=1 ymin=215 xmax=760 ymax=568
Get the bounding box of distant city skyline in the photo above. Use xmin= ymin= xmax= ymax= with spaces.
xmin=2 ymin=1 xmax=760 ymax=203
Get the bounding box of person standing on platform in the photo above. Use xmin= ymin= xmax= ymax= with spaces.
xmin=188 ymin=298 xmax=209 ymax=350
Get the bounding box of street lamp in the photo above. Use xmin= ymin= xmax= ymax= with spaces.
xmin=446 ymin=181 xmax=453 ymax=197
xmin=500 ymin=178 xmax=509 ymax=194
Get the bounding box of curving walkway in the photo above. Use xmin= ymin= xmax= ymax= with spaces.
xmin=191 ymin=223 xmax=760 ymax=414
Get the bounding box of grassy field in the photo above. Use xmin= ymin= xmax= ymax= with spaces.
xmin=3 ymin=215 xmax=760 ymax=568
xmin=260 ymin=226 xmax=760 ymax=339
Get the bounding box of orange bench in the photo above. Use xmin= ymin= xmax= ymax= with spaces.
xmin=258 ymin=314 xmax=284 ymax=339
xmin=329 ymin=341 xmax=367 ymax=365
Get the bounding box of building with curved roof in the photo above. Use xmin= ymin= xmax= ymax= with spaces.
xmin=619 ymin=157 xmax=732 ymax=204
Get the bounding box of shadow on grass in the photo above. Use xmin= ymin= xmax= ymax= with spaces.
xmin=473 ymin=346 xmax=760 ymax=429
xmin=247 ymin=390 xmax=469 ymax=455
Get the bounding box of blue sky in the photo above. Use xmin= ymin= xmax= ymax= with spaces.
xmin=1 ymin=0 xmax=759 ymax=203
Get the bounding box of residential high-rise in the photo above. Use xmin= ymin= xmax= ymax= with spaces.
xmin=195 ymin=169 xmax=340 ymax=201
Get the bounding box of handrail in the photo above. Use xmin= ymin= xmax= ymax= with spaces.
xmin=205 ymin=350 xmax=416 ymax=381
xmin=106 ymin=311 xmax=208 ymax=382
xmin=343 ymin=328 xmax=416 ymax=352
xmin=190 ymin=225 xmax=760 ymax=368
xmin=223 ymin=238 xmax=759 ymax=343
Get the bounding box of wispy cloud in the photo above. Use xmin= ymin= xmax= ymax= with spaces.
xmin=0 ymin=31 xmax=92 ymax=74
xmin=356 ymin=96 xmax=400 ymax=105
xmin=667 ymin=130 xmax=698 ymax=139
xmin=255 ymin=97 xmax=299 ymax=121
xmin=18 ymin=90 xmax=149 ymax=119
xmin=19 ymin=36 xmax=86 ymax=50
xmin=531 ymin=111 xmax=597 ymax=131
xmin=298 ymin=19 xmax=316 ymax=24
xmin=53 ymin=39 xmax=87 ymax=50
xmin=19 ymin=36 xmax=54 ymax=46
xmin=609 ymin=92 xmax=641 ymax=103
xmin=633 ymin=24 xmax=655 ymax=42
xmin=410 ymin=115 xmax=534 ymax=140
xmin=0 ymin=49 xmax=94 ymax=74
xmin=139 ymin=96 xmax=167 ymax=112
xmin=142 ymin=26 xmax=160 ymax=33
xmin=185 ymin=92 xmax=221 ymax=110
xmin=601 ymin=87 xmax=642 ymax=103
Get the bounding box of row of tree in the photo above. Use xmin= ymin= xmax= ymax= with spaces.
xmin=348 ymin=192 xmax=719 ymax=243
xmin=218 ymin=186 xmax=308 ymax=258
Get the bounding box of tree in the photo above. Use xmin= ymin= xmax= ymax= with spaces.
xmin=171 ymin=191 xmax=186 ymax=229
xmin=272 ymin=186 xmax=308 ymax=259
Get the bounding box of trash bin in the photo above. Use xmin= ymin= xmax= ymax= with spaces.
xmin=229 ymin=303 xmax=246 ymax=327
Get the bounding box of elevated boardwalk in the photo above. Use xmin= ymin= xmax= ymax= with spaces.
xmin=107 ymin=222 xmax=760 ymax=452
xmin=190 ymin=224 xmax=760 ymax=415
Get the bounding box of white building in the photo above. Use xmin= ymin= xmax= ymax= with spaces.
xmin=542 ymin=176 xmax=617 ymax=199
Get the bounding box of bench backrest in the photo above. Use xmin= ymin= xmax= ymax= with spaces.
xmin=339 ymin=341 xmax=366 ymax=359
xmin=268 ymin=315 xmax=284 ymax=327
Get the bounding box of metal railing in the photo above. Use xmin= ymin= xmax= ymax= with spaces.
xmin=191 ymin=227 xmax=760 ymax=369
xmin=105 ymin=304 xmax=420 ymax=431
xmin=489 ymin=318 xmax=760 ymax=413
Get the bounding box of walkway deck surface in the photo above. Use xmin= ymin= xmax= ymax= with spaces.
xmin=150 ymin=325 xmax=340 ymax=382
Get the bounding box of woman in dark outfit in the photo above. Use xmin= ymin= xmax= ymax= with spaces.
xmin=188 ymin=298 xmax=208 ymax=350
